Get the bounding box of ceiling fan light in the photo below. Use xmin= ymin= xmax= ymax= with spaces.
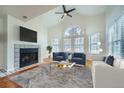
xmin=97 ymin=42 xmax=101 ymax=46
xmin=55 ymin=5 xmax=76 ymax=19
xmin=23 ymin=16 xmax=28 ymax=19
xmin=64 ymin=13 xmax=67 ymax=16
xmin=99 ymin=48 xmax=103 ymax=52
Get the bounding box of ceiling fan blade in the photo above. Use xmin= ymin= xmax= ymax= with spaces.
xmin=62 ymin=5 xmax=66 ymax=12
xmin=61 ymin=15 xmax=64 ymax=19
xmin=55 ymin=12 xmax=63 ymax=14
xmin=67 ymin=13 xmax=72 ymax=17
xmin=67 ymin=8 xmax=76 ymax=13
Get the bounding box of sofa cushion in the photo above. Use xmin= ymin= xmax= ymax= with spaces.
xmin=53 ymin=52 xmax=60 ymax=57
xmin=106 ymin=56 xmax=114 ymax=66
xmin=92 ymin=60 xmax=124 ymax=88
xmin=71 ymin=53 xmax=86 ymax=65
xmin=73 ymin=53 xmax=84 ymax=57
xmin=53 ymin=52 xmax=69 ymax=61
xmin=102 ymin=57 xmax=106 ymax=62
xmin=55 ymin=56 xmax=63 ymax=59
xmin=119 ymin=59 xmax=124 ymax=69
xmin=59 ymin=52 xmax=64 ymax=56
xmin=93 ymin=61 xmax=111 ymax=67
xmin=113 ymin=58 xmax=121 ymax=68
xmin=105 ymin=56 xmax=109 ymax=63
xmin=72 ymin=57 xmax=82 ymax=61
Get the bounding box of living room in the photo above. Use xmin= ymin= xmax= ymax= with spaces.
xmin=0 ymin=4 xmax=124 ymax=88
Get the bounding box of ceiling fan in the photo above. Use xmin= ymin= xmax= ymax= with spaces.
xmin=55 ymin=5 xmax=76 ymax=19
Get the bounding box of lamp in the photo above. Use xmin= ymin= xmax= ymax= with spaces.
xmin=97 ymin=42 xmax=101 ymax=46
xmin=67 ymin=48 xmax=71 ymax=52
xmin=64 ymin=13 xmax=67 ymax=16
xmin=99 ymin=48 xmax=103 ymax=52
xmin=97 ymin=42 xmax=103 ymax=52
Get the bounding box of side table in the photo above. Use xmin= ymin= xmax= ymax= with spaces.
xmin=43 ymin=57 xmax=53 ymax=64
xmin=86 ymin=59 xmax=93 ymax=68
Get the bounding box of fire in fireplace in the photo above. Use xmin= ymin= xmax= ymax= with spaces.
xmin=20 ymin=48 xmax=38 ymax=68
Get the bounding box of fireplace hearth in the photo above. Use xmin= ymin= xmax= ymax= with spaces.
xmin=20 ymin=48 xmax=38 ymax=68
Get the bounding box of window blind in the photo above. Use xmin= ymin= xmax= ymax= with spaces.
xmin=108 ymin=14 xmax=124 ymax=59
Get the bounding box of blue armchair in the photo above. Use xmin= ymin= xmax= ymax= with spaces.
xmin=71 ymin=53 xmax=86 ymax=65
xmin=53 ymin=52 xmax=69 ymax=61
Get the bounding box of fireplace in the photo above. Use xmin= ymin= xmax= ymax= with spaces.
xmin=20 ymin=48 xmax=38 ymax=68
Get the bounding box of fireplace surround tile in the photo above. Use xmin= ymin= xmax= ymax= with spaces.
xmin=14 ymin=44 xmax=40 ymax=70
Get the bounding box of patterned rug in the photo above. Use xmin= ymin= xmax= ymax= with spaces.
xmin=0 ymin=69 xmax=7 ymax=77
xmin=10 ymin=64 xmax=93 ymax=88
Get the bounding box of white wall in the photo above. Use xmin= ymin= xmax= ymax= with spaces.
xmin=48 ymin=24 xmax=63 ymax=51
xmin=3 ymin=15 xmax=8 ymax=71
xmin=106 ymin=5 xmax=124 ymax=55
xmin=48 ymin=14 xmax=106 ymax=60
xmin=4 ymin=15 xmax=48 ymax=72
xmin=85 ymin=14 xmax=106 ymax=56
xmin=0 ymin=17 xmax=4 ymax=69
xmin=25 ymin=16 xmax=48 ymax=61
xmin=0 ymin=16 xmax=8 ymax=70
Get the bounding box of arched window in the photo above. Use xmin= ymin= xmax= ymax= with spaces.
xmin=64 ymin=26 xmax=84 ymax=52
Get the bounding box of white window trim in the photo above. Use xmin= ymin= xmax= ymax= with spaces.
xmin=89 ymin=33 xmax=100 ymax=54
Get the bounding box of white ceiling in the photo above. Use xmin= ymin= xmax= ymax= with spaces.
xmin=0 ymin=5 xmax=107 ymax=27
xmin=39 ymin=5 xmax=107 ymax=27
xmin=71 ymin=5 xmax=106 ymax=16
xmin=0 ymin=5 xmax=58 ymax=21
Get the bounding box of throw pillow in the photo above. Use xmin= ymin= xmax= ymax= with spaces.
xmin=103 ymin=57 xmax=106 ymax=62
xmin=106 ymin=56 xmax=114 ymax=66
xmin=105 ymin=56 xmax=109 ymax=63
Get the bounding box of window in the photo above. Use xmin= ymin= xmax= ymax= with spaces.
xmin=64 ymin=26 xmax=84 ymax=52
xmin=64 ymin=38 xmax=71 ymax=52
xmin=52 ymin=39 xmax=59 ymax=52
xmin=108 ymin=14 xmax=124 ymax=58
xmin=74 ymin=37 xmax=84 ymax=52
xmin=89 ymin=33 xmax=100 ymax=54
xmin=108 ymin=24 xmax=121 ymax=58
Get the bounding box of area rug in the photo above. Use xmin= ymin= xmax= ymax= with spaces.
xmin=10 ymin=64 xmax=93 ymax=88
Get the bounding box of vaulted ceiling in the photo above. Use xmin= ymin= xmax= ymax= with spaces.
xmin=37 ymin=5 xmax=107 ymax=27
xmin=0 ymin=5 xmax=58 ymax=21
xmin=0 ymin=5 xmax=107 ymax=27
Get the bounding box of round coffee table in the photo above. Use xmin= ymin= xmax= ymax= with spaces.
xmin=49 ymin=61 xmax=76 ymax=80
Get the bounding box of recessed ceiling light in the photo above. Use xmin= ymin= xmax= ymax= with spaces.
xmin=23 ymin=16 xmax=28 ymax=19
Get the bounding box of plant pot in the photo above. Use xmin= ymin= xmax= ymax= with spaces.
xmin=48 ymin=54 xmax=51 ymax=59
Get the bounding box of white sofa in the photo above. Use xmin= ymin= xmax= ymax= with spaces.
xmin=92 ymin=60 xmax=124 ymax=88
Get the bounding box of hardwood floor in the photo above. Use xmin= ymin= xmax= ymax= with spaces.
xmin=0 ymin=64 xmax=40 ymax=88
xmin=0 ymin=77 xmax=22 ymax=88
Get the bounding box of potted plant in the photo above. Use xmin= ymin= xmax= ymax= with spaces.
xmin=46 ymin=45 xmax=52 ymax=59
